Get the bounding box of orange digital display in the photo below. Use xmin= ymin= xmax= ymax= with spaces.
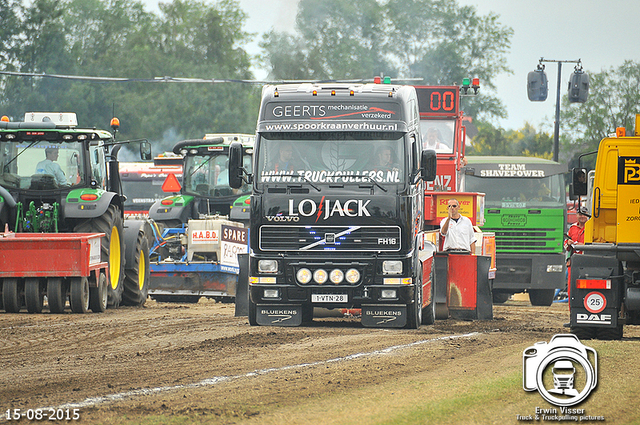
xmin=415 ymin=87 xmax=459 ymax=115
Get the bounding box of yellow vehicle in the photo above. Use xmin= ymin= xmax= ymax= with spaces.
xmin=570 ymin=117 xmax=640 ymax=339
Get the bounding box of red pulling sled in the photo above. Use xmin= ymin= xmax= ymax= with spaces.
xmin=0 ymin=231 xmax=109 ymax=314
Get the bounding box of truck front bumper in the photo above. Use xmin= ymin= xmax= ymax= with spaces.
xmin=492 ymin=253 xmax=565 ymax=291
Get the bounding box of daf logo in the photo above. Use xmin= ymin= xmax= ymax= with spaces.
xmin=576 ymin=313 xmax=612 ymax=324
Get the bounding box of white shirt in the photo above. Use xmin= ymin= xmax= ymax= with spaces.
xmin=35 ymin=159 xmax=68 ymax=186
xmin=440 ymin=215 xmax=476 ymax=251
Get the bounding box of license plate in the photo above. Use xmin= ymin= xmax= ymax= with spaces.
xmin=312 ymin=294 xmax=348 ymax=303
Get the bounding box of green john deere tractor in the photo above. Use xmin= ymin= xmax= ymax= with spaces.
xmin=0 ymin=112 xmax=153 ymax=312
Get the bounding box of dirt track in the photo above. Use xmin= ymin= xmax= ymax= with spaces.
xmin=1 ymin=297 xmax=638 ymax=424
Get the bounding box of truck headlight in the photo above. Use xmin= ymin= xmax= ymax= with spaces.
xmin=382 ymin=260 xmax=402 ymax=275
xmin=345 ymin=268 xmax=361 ymax=284
xmin=297 ymin=268 xmax=312 ymax=284
xmin=258 ymin=260 xmax=278 ymax=273
xmin=330 ymin=269 xmax=344 ymax=284
xmin=313 ymin=269 xmax=328 ymax=284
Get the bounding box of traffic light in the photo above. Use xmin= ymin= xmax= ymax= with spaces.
xmin=568 ymin=69 xmax=589 ymax=103
xmin=527 ymin=67 xmax=548 ymax=101
xmin=460 ymin=77 xmax=480 ymax=95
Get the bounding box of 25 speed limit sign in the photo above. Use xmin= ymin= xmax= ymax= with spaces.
xmin=584 ymin=291 xmax=606 ymax=314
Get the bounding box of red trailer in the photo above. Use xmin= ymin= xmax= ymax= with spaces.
xmin=0 ymin=231 xmax=109 ymax=314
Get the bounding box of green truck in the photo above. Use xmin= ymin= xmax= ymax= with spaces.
xmin=461 ymin=156 xmax=567 ymax=306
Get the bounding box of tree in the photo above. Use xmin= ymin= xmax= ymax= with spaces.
xmin=157 ymin=0 xmax=252 ymax=70
xmin=1 ymin=0 xmax=73 ymax=119
xmin=259 ymin=31 xmax=312 ymax=81
xmin=0 ymin=0 xmax=259 ymax=146
xmin=385 ymin=0 xmax=512 ymax=121
xmin=385 ymin=0 xmax=511 ymax=87
xmin=259 ymin=0 xmax=512 ymax=121
xmin=561 ymin=60 xmax=640 ymax=167
xmin=260 ymin=0 xmax=395 ymax=80
xmin=0 ymin=0 xmax=20 ymax=70
xmin=468 ymin=121 xmax=552 ymax=158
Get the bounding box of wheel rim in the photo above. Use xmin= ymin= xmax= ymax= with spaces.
xmin=81 ymin=278 xmax=89 ymax=311
xmin=138 ymin=249 xmax=146 ymax=291
xmin=100 ymin=275 xmax=108 ymax=308
xmin=109 ymin=225 xmax=121 ymax=290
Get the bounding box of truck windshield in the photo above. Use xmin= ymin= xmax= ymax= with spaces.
xmin=183 ymin=153 xmax=252 ymax=198
xmin=121 ymin=177 xmax=180 ymax=213
xmin=419 ymin=120 xmax=455 ymax=154
xmin=465 ymin=174 xmax=565 ymax=208
xmin=0 ymin=140 xmax=85 ymax=190
xmin=257 ymin=132 xmax=405 ymax=186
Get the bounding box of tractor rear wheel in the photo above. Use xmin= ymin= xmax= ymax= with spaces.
xmin=2 ymin=278 xmax=23 ymax=313
xmin=47 ymin=278 xmax=67 ymax=313
xmin=25 ymin=278 xmax=45 ymax=313
xmin=122 ymin=234 xmax=150 ymax=306
xmin=69 ymin=277 xmax=89 ymax=313
xmin=74 ymin=205 xmax=125 ymax=307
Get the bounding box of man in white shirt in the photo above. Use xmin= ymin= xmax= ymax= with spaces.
xmin=35 ymin=147 xmax=69 ymax=186
xmin=440 ymin=198 xmax=476 ymax=252
xmin=423 ymin=127 xmax=449 ymax=151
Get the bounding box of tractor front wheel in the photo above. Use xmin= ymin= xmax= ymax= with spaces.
xmin=122 ymin=234 xmax=150 ymax=306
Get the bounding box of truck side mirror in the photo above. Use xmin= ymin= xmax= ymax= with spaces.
xmin=421 ymin=149 xmax=437 ymax=182
xmin=228 ymin=142 xmax=244 ymax=189
xmin=527 ymin=69 xmax=548 ymax=102
xmin=139 ymin=141 xmax=152 ymax=160
xmin=572 ymin=167 xmax=587 ymax=196
xmin=568 ymin=182 xmax=577 ymax=201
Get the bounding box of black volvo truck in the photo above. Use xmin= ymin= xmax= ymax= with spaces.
xmin=229 ymin=82 xmax=436 ymax=328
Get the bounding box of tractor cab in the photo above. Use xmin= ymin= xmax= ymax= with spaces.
xmin=149 ymin=134 xmax=254 ymax=227
xmin=0 ymin=112 xmax=150 ymax=233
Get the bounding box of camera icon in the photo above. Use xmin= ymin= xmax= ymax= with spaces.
xmin=523 ymin=334 xmax=597 ymax=407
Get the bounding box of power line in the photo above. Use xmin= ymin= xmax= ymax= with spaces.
xmin=0 ymin=70 xmax=423 ymax=85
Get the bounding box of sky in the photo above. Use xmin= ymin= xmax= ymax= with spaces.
xmin=142 ymin=0 xmax=640 ymax=131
